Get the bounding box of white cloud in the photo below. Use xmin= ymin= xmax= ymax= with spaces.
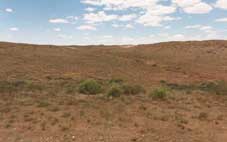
xmin=125 ymin=24 xmax=134 ymax=29
xmin=172 ymin=34 xmax=185 ymax=40
xmin=53 ymin=28 xmax=61 ymax=32
xmin=81 ymin=0 xmax=103 ymax=6
xmin=173 ymin=0 xmax=212 ymax=14
xmin=77 ymin=25 xmax=97 ymax=30
xmin=49 ymin=18 xmax=69 ymax=24
xmin=185 ymin=24 xmax=202 ymax=29
xmin=9 ymin=27 xmax=19 ymax=31
xmin=216 ymin=18 xmax=227 ymax=22
xmin=146 ymin=5 xmax=176 ymax=15
xmin=103 ymin=35 xmax=113 ymax=38
xmin=84 ymin=11 xmax=118 ymax=23
xmin=137 ymin=15 xmax=177 ymax=27
xmin=81 ymin=0 xmax=159 ymax=10
xmin=185 ymin=25 xmax=214 ymax=33
xmin=119 ymin=14 xmax=137 ymax=21
xmin=85 ymin=7 xmax=96 ymax=12
xmin=173 ymin=0 xmax=201 ymax=8
xmin=112 ymin=24 xmax=121 ymax=28
xmin=81 ymin=0 xmax=177 ymax=27
xmin=112 ymin=23 xmax=134 ymax=29
xmin=66 ymin=16 xmax=78 ymax=20
xmin=183 ymin=3 xmax=212 ymax=14
xmin=83 ymin=11 xmax=139 ymax=24
xmin=57 ymin=34 xmax=72 ymax=39
xmin=200 ymin=26 xmax=212 ymax=31
xmin=5 ymin=8 xmax=13 ymax=13
xmin=164 ymin=26 xmax=171 ymax=29
xmin=215 ymin=0 xmax=227 ymax=10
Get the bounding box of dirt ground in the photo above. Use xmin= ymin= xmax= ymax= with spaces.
xmin=0 ymin=40 xmax=227 ymax=142
xmin=0 ymin=91 xmax=227 ymax=142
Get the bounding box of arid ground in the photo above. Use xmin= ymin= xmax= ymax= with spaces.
xmin=0 ymin=40 xmax=227 ymax=142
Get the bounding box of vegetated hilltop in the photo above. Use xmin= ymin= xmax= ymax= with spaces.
xmin=0 ymin=40 xmax=227 ymax=86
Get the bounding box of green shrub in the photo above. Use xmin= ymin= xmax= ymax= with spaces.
xmin=107 ymin=85 xmax=123 ymax=98
xmin=122 ymin=84 xmax=145 ymax=95
xmin=78 ymin=79 xmax=102 ymax=95
xmin=150 ymin=87 xmax=168 ymax=99
xmin=160 ymin=80 xmax=167 ymax=84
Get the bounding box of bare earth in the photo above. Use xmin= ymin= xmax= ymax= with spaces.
xmin=0 ymin=40 xmax=227 ymax=142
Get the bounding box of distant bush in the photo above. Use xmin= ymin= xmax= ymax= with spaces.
xmin=78 ymin=79 xmax=102 ymax=95
xmin=163 ymin=80 xmax=227 ymax=96
xmin=122 ymin=84 xmax=145 ymax=95
xmin=0 ymin=80 xmax=44 ymax=93
xmin=199 ymin=81 xmax=227 ymax=95
xmin=150 ymin=87 xmax=168 ymax=99
xmin=160 ymin=80 xmax=167 ymax=84
xmin=107 ymin=85 xmax=123 ymax=98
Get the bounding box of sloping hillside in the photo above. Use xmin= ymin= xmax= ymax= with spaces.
xmin=0 ymin=40 xmax=227 ymax=86
xmin=0 ymin=41 xmax=227 ymax=142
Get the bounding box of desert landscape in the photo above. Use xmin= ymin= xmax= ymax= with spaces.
xmin=0 ymin=40 xmax=227 ymax=142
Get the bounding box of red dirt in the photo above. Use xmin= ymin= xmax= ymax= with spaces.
xmin=0 ymin=40 xmax=227 ymax=142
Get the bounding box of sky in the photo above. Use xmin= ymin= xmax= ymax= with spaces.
xmin=0 ymin=0 xmax=227 ymax=45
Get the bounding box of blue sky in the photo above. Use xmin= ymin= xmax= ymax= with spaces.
xmin=0 ymin=0 xmax=227 ymax=45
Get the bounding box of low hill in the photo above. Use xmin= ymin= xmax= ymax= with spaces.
xmin=0 ymin=40 xmax=227 ymax=86
xmin=0 ymin=40 xmax=227 ymax=142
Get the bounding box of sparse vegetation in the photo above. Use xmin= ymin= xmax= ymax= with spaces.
xmin=78 ymin=79 xmax=102 ymax=95
xmin=121 ymin=84 xmax=145 ymax=95
xmin=107 ymin=85 xmax=123 ymax=98
xmin=61 ymin=112 xmax=71 ymax=118
xmin=63 ymin=82 xmax=78 ymax=94
xmin=198 ymin=112 xmax=208 ymax=120
xmin=37 ymin=101 xmax=50 ymax=108
xmin=163 ymin=81 xmax=227 ymax=95
xmin=109 ymin=78 xmax=124 ymax=85
xmin=150 ymin=87 xmax=168 ymax=99
xmin=1 ymin=41 xmax=227 ymax=141
xmin=0 ymin=80 xmax=44 ymax=93
xmin=199 ymin=81 xmax=227 ymax=95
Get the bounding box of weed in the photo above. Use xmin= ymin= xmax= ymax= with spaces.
xmin=61 ymin=112 xmax=71 ymax=118
xmin=0 ymin=80 xmax=45 ymax=93
xmin=60 ymin=126 xmax=69 ymax=131
xmin=199 ymin=81 xmax=227 ymax=95
xmin=160 ymin=80 xmax=167 ymax=84
xmin=48 ymin=106 xmax=60 ymax=112
xmin=37 ymin=101 xmax=50 ymax=108
xmin=122 ymin=84 xmax=145 ymax=95
xmin=41 ymin=121 xmax=46 ymax=131
xmin=150 ymin=87 xmax=168 ymax=100
xmin=51 ymin=118 xmax=59 ymax=126
xmin=0 ymin=80 xmax=26 ymax=93
xmin=164 ymin=80 xmax=227 ymax=95
xmin=78 ymin=79 xmax=102 ymax=95
xmin=64 ymin=83 xmax=78 ymax=94
xmin=198 ymin=112 xmax=208 ymax=120
xmin=109 ymin=78 xmax=124 ymax=85
xmin=5 ymin=123 xmax=11 ymax=128
xmin=107 ymin=85 xmax=122 ymax=98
